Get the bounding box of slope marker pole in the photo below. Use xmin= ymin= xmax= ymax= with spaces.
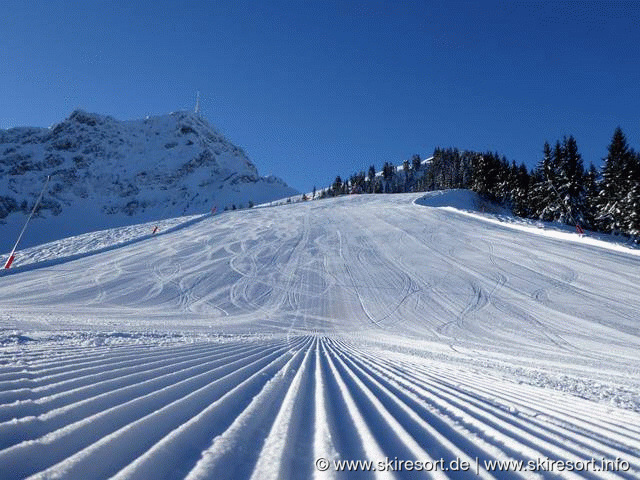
xmin=4 ymin=175 xmax=51 ymax=269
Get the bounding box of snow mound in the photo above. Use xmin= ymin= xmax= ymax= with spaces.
xmin=415 ymin=189 xmax=509 ymax=214
xmin=416 ymin=189 xmax=640 ymax=257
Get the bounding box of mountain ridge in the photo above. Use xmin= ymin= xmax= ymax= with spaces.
xmin=0 ymin=109 xmax=297 ymax=251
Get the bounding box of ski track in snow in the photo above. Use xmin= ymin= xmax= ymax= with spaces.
xmin=0 ymin=192 xmax=639 ymax=479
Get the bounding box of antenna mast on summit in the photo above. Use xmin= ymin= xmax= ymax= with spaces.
xmin=194 ymin=91 xmax=200 ymax=115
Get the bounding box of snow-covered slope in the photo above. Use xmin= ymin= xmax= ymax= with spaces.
xmin=0 ymin=110 xmax=297 ymax=252
xmin=0 ymin=192 xmax=639 ymax=479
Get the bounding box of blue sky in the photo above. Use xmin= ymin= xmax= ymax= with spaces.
xmin=2 ymin=1 xmax=639 ymax=192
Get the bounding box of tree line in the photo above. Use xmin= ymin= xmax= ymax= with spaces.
xmin=321 ymin=127 xmax=640 ymax=240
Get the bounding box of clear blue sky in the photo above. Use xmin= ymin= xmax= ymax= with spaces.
xmin=2 ymin=0 xmax=639 ymax=192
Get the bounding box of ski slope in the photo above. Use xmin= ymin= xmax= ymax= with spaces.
xmin=1 ymin=192 xmax=639 ymax=479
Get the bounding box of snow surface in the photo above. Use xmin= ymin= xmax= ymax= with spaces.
xmin=0 ymin=191 xmax=639 ymax=479
xmin=416 ymin=190 xmax=640 ymax=257
xmin=1 ymin=213 xmax=206 ymax=270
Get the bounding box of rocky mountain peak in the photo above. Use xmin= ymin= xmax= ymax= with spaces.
xmin=0 ymin=110 xmax=297 ymax=251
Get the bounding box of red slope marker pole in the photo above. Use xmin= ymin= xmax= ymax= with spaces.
xmin=4 ymin=175 xmax=50 ymax=269
xmin=3 ymin=254 xmax=15 ymax=269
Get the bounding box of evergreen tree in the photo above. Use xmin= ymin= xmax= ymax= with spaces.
xmin=332 ymin=176 xmax=343 ymax=196
xmin=402 ymin=159 xmax=410 ymax=191
xmin=556 ymin=136 xmax=586 ymax=225
xmin=458 ymin=151 xmax=474 ymax=189
xmin=530 ymin=143 xmax=552 ymax=219
xmin=583 ymin=163 xmax=599 ymax=229
xmin=597 ymin=127 xmax=634 ymax=233
xmin=510 ymin=162 xmax=531 ymax=217
xmin=620 ymin=152 xmax=640 ymax=238
xmin=493 ymin=156 xmax=511 ymax=203
xmin=471 ymin=154 xmax=492 ymax=197
xmin=536 ymin=141 xmax=565 ymax=221
xmin=382 ymin=162 xmax=394 ymax=181
xmin=381 ymin=162 xmax=395 ymax=193
xmin=411 ymin=154 xmax=421 ymax=172
xmin=349 ymin=171 xmax=366 ymax=193
xmin=367 ymin=165 xmax=376 ymax=193
xmin=529 ymin=166 xmax=545 ymax=219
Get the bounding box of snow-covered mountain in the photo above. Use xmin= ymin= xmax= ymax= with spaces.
xmin=0 ymin=110 xmax=297 ymax=251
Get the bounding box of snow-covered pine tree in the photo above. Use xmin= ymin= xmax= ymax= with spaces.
xmin=458 ymin=151 xmax=474 ymax=189
xmin=556 ymin=135 xmax=586 ymax=226
xmin=382 ymin=162 xmax=394 ymax=181
xmin=533 ymin=142 xmax=561 ymax=221
xmin=583 ymin=163 xmax=600 ymax=229
xmin=471 ymin=152 xmax=500 ymax=200
xmin=493 ymin=155 xmax=511 ymax=204
xmin=367 ymin=165 xmax=376 ymax=193
xmin=504 ymin=160 xmax=518 ymax=208
xmin=596 ymin=127 xmax=633 ymax=233
xmin=510 ymin=162 xmax=531 ymax=218
xmin=403 ymin=159 xmax=410 ymax=191
xmin=332 ymin=176 xmax=343 ymax=196
xmin=529 ymin=166 xmax=545 ymax=219
xmin=411 ymin=154 xmax=421 ymax=172
xmin=619 ymin=152 xmax=640 ymax=239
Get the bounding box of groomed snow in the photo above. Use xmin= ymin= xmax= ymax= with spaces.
xmin=0 ymin=191 xmax=639 ymax=479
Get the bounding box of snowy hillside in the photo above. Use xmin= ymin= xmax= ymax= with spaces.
xmin=0 ymin=192 xmax=639 ymax=479
xmin=0 ymin=110 xmax=297 ymax=252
